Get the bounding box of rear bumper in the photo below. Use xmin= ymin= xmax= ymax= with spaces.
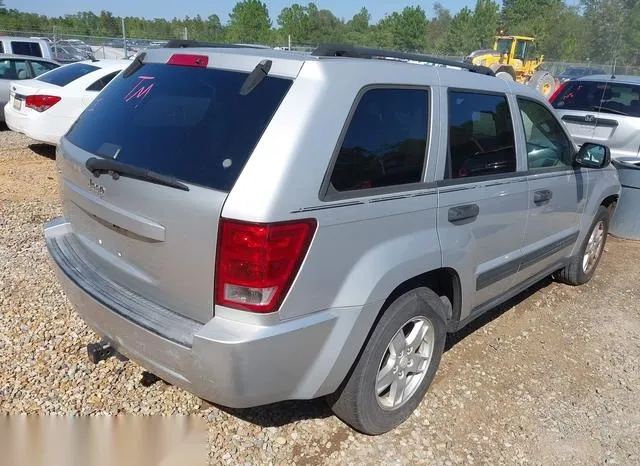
xmin=4 ymin=104 xmax=66 ymax=146
xmin=45 ymin=218 xmax=366 ymax=408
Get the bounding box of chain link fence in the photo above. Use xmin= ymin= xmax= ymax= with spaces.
xmin=3 ymin=28 xmax=640 ymax=76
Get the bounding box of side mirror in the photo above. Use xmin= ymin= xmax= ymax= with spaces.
xmin=574 ymin=142 xmax=611 ymax=169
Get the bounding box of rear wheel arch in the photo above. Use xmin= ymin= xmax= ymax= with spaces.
xmin=373 ymin=268 xmax=462 ymax=334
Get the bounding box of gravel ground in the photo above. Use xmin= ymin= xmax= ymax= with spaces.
xmin=1 ymin=126 xmax=639 ymax=465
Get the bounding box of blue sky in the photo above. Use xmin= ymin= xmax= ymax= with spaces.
xmin=5 ymin=1 xmax=502 ymax=23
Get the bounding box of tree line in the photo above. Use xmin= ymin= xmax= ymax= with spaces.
xmin=1 ymin=0 xmax=639 ymax=64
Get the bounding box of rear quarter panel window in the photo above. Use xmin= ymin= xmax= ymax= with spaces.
xmin=65 ymin=62 xmax=292 ymax=191
xmin=329 ymin=88 xmax=429 ymax=193
xmin=11 ymin=41 xmax=42 ymax=57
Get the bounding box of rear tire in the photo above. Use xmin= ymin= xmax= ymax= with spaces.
xmin=495 ymin=71 xmax=515 ymax=81
xmin=327 ymin=288 xmax=447 ymax=435
xmin=555 ymin=206 xmax=609 ymax=286
xmin=529 ymin=70 xmax=556 ymax=98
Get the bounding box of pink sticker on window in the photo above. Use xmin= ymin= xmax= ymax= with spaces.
xmin=124 ymin=76 xmax=155 ymax=106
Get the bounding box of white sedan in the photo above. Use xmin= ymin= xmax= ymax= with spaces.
xmin=4 ymin=59 xmax=129 ymax=145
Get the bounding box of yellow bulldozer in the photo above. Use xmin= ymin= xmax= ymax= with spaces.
xmin=465 ymin=35 xmax=557 ymax=98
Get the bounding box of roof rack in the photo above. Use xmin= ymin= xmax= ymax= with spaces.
xmin=312 ymin=44 xmax=495 ymax=76
xmin=164 ymin=39 xmax=270 ymax=50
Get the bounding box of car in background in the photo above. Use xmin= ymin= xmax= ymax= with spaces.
xmin=557 ymin=67 xmax=606 ymax=84
xmin=4 ymin=59 xmax=129 ymax=144
xmin=551 ymin=75 xmax=640 ymax=160
xmin=52 ymin=44 xmax=95 ymax=63
xmin=57 ymin=39 xmax=93 ymax=56
xmin=0 ymin=37 xmax=55 ymax=60
xmin=0 ymin=54 xmax=59 ymax=121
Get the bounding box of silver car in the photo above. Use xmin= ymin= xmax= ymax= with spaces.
xmin=0 ymin=53 xmax=59 ymax=121
xmin=44 ymin=44 xmax=621 ymax=435
xmin=551 ymin=74 xmax=640 ymax=160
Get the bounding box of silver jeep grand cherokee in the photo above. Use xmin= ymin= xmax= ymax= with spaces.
xmin=45 ymin=43 xmax=621 ymax=435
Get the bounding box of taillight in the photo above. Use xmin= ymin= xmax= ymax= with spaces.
xmin=549 ymin=81 xmax=568 ymax=103
xmin=25 ymin=95 xmax=61 ymax=112
xmin=215 ymin=218 xmax=317 ymax=313
xmin=167 ymin=54 xmax=209 ymax=68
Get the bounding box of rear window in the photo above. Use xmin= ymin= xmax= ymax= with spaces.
xmin=66 ymin=62 xmax=292 ymax=191
xmin=37 ymin=63 xmax=99 ymax=86
xmin=11 ymin=41 xmax=42 ymax=57
xmin=552 ymin=80 xmax=640 ymax=117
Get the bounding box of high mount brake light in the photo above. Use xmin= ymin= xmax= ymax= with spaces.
xmin=215 ymin=218 xmax=317 ymax=313
xmin=25 ymin=95 xmax=61 ymax=112
xmin=167 ymin=54 xmax=209 ymax=68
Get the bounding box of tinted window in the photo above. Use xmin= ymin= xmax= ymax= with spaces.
xmin=518 ymin=98 xmax=573 ymax=170
xmin=330 ymin=88 xmax=428 ymax=192
xmin=37 ymin=63 xmax=99 ymax=87
xmin=0 ymin=43 xmax=4 ymax=54
xmin=447 ymin=91 xmax=516 ymax=179
xmin=30 ymin=60 xmax=59 ymax=77
xmin=86 ymin=71 xmax=119 ymax=92
xmin=66 ymin=63 xmax=292 ymax=191
xmin=552 ymin=80 xmax=640 ymax=117
xmin=0 ymin=59 xmax=29 ymax=80
xmin=11 ymin=41 xmax=42 ymax=57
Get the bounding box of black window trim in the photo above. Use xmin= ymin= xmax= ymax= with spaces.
xmin=319 ymin=84 xmax=433 ymax=202
xmin=443 ymin=87 xmax=520 ymax=184
xmin=516 ymin=95 xmax=577 ymax=174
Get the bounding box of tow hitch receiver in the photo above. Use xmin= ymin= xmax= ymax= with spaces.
xmin=87 ymin=341 xmax=115 ymax=364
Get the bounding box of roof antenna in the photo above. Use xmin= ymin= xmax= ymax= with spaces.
xmin=611 ymin=57 xmax=617 ymax=80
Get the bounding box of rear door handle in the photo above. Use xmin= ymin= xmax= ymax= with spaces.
xmin=533 ymin=189 xmax=553 ymax=205
xmin=448 ymin=204 xmax=480 ymax=223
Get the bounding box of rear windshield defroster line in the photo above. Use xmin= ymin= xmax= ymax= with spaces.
xmin=37 ymin=63 xmax=100 ymax=87
xmin=66 ymin=62 xmax=293 ymax=192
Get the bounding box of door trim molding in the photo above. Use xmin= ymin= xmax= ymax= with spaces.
xmin=476 ymin=231 xmax=579 ymax=291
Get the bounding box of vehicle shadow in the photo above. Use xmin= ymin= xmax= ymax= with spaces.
xmin=206 ymin=277 xmax=555 ymax=428
xmin=29 ymin=143 xmax=56 ymax=160
xmin=444 ymin=276 xmax=554 ymax=350
xmin=213 ymin=398 xmax=333 ymax=428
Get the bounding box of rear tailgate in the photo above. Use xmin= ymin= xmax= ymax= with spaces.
xmin=552 ymin=79 xmax=640 ymax=156
xmin=57 ymin=53 xmax=295 ymax=323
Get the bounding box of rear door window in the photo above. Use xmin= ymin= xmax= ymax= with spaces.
xmin=11 ymin=41 xmax=43 ymax=57
xmin=37 ymin=63 xmax=99 ymax=87
xmin=552 ymin=80 xmax=640 ymax=117
xmin=329 ymin=88 xmax=429 ymax=193
xmin=29 ymin=60 xmax=59 ymax=77
xmin=66 ymin=62 xmax=293 ymax=192
xmin=447 ymin=91 xmax=516 ymax=179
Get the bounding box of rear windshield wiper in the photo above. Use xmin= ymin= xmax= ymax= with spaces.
xmin=85 ymin=157 xmax=189 ymax=191
xmin=592 ymin=105 xmax=629 ymax=116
